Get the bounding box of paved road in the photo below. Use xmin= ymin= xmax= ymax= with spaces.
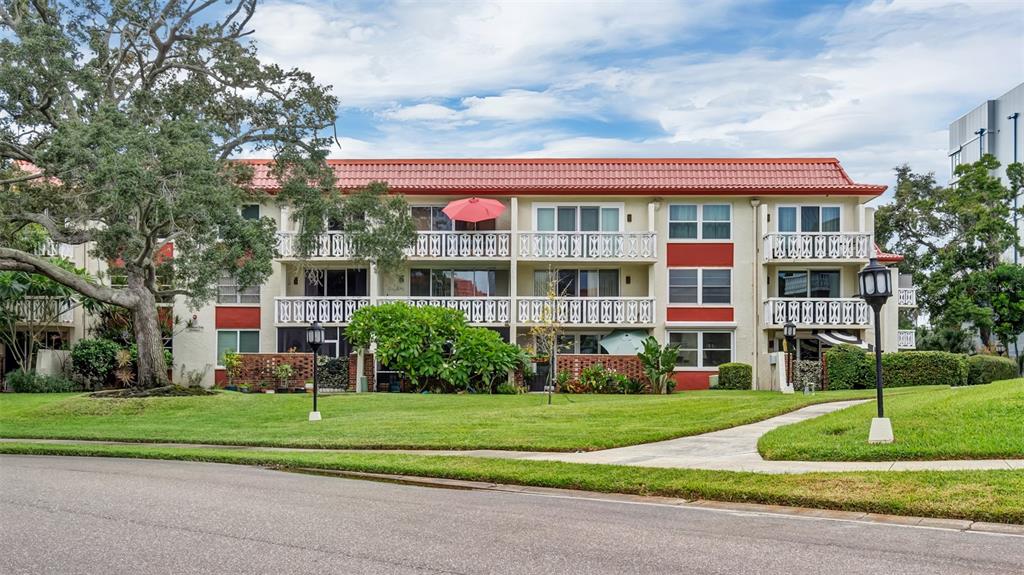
xmin=1 ymin=456 xmax=1022 ymax=575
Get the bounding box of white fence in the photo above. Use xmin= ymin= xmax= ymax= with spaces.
xmin=763 ymin=233 xmax=871 ymax=261
xmin=764 ymin=297 xmax=870 ymax=326
xmin=897 ymin=287 xmax=918 ymax=307
xmin=406 ymin=231 xmax=511 ymax=258
xmin=378 ymin=296 xmax=511 ymax=324
xmin=518 ymin=231 xmax=657 ymax=260
xmin=15 ymin=297 xmax=75 ymax=324
xmin=897 ymin=329 xmax=916 ymax=349
xmin=274 ymin=297 xmax=370 ymax=324
xmin=517 ymin=297 xmax=655 ymax=325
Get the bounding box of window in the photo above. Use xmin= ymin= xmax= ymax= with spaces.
xmin=668 ymin=269 xmax=731 ymax=305
xmin=413 ymin=206 xmax=495 ymax=231
xmin=304 ymin=269 xmax=368 ymax=297
xmin=278 ymin=326 xmax=350 ymax=358
xmin=410 ymin=269 xmax=508 ymax=297
xmin=240 ymin=204 xmax=261 ymax=220
xmin=668 ymin=204 xmax=731 ymax=239
xmin=777 ymin=206 xmax=841 ymax=233
xmin=669 ymin=331 xmax=733 ymax=368
xmin=533 ymin=269 xmax=618 ymax=297
xmin=217 ymin=273 xmax=260 ymax=304
xmin=216 ymin=330 xmax=259 ymax=366
xmin=777 ymin=270 xmax=840 ymax=298
xmin=535 ymin=205 xmax=621 ymax=232
xmin=546 ymin=334 xmax=606 ymax=354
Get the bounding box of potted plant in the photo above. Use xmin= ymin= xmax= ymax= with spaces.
xmin=273 ymin=363 xmax=294 ymax=393
xmin=222 ymin=351 xmax=242 ymax=391
xmin=238 ymin=383 xmax=250 ymax=393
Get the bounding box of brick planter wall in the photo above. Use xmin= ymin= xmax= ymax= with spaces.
xmin=348 ymin=352 xmax=375 ymax=391
xmin=556 ymin=354 xmax=647 ymax=384
xmin=230 ymin=353 xmax=312 ymax=389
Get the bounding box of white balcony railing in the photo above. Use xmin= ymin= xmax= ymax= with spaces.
xmin=407 ymin=231 xmax=511 ymax=258
xmin=274 ymin=297 xmax=370 ymax=325
xmin=763 ymin=233 xmax=871 ymax=261
xmin=277 ymin=231 xmax=511 ymax=259
xmin=764 ymin=297 xmax=870 ymax=327
xmin=897 ymin=287 xmax=918 ymax=307
xmin=378 ymin=296 xmax=511 ymax=324
xmin=33 ymin=239 xmax=74 ymax=259
xmin=898 ymin=329 xmax=916 ymax=349
xmin=15 ymin=296 xmax=75 ymax=324
xmin=518 ymin=232 xmax=657 ymax=260
xmin=517 ymin=297 xmax=655 ymax=326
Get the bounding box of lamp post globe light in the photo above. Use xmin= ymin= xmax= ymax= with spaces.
xmin=306 ymin=321 xmax=325 ymax=422
xmin=858 ymin=258 xmax=893 ymax=444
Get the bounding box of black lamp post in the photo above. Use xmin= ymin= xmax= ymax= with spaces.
xmin=783 ymin=321 xmax=796 ymax=391
xmin=306 ymin=321 xmax=324 ymax=422
xmin=858 ymin=257 xmax=893 ymax=443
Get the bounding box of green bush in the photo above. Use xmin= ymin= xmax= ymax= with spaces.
xmin=70 ymin=338 xmax=122 ymax=388
xmin=966 ymin=355 xmax=1019 ymax=385
xmin=824 ymin=344 xmax=872 ymax=390
xmin=495 ymin=382 xmax=522 ymax=395
xmin=882 ymin=351 xmax=968 ymax=387
xmin=6 ymin=369 xmax=80 ymax=393
xmin=717 ymin=363 xmax=752 ymax=390
xmin=318 ymin=356 xmax=349 ymax=390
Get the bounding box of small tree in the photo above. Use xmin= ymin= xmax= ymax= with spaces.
xmin=526 ymin=267 xmax=569 ymax=401
xmin=637 ymin=336 xmax=679 ymax=394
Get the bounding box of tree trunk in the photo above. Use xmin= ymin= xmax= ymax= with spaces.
xmin=129 ymin=284 xmax=169 ymax=388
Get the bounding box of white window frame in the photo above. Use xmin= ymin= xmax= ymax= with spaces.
xmin=667 ymin=203 xmax=732 ymax=241
xmin=216 ymin=329 xmax=260 ymax=368
xmin=410 ymin=205 xmax=453 ymax=232
xmin=217 ymin=274 xmax=261 ymax=305
xmin=776 ymin=204 xmax=842 ymax=234
xmin=532 ymin=202 xmax=625 ymax=232
xmin=775 ymin=268 xmax=843 ymax=298
xmin=667 ymin=330 xmax=734 ymax=371
xmin=668 ymin=268 xmax=732 ymax=306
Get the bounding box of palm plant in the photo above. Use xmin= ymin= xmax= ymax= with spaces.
xmin=637 ymin=337 xmax=680 ymax=394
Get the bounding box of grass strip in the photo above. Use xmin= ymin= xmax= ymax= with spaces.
xmin=2 ymin=441 xmax=1021 ymax=524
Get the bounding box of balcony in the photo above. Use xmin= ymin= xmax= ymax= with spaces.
xmin=898 ymin=329 xmax=916 ymax=349
xmin=518 ymin=232 xmax=657 ymax=261
xmin=33 ymin=239 xmax=74 ymax=259
xmin=16 ymin=296 xmax=75 ymax=324
xmin=277 ymin=231 xmax=512 ymax=259
xmin=378 ymin=296 xmax=511 ymax=324
xmin=274 ymin=296 xmax=370 ymax=325
xmin=897 ymin=287 xmax=918 ymax=308
xmin=763 ymin=233 xmax=871 ymax=262
xmin=517 ymin=297 xmax=656 ymax=326
xmin=407 ymin=231 xmax=511 ymax=259
xmin=764 ymin=297 xmax=870 ymax=327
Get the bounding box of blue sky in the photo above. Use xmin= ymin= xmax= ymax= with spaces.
xmin=246 ymin=0 xmax=1024 ymax=196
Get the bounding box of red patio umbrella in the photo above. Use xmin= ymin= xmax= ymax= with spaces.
xmin=442 ymin=197 xmax=506 ymax=223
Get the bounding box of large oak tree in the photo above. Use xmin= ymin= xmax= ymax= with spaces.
xmin=0 ymin=1 xmax=410 ymax=386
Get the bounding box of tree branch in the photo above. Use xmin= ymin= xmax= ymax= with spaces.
xmin=0 ymin=248 xmax=137 ymax=307
xmin=3 ymin=213 xmax=93 ymax=245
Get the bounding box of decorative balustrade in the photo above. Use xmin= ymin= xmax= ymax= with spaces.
xmin=518 ymin=231 xmax=657 ymax=260
xmin=406 ymin=231 xmax=511 ymax=258
xmin=378 ymin=296 xmax=510 ymax=324
xmin=32 ymin=239 xmax=74 ymax=259
xmin=762 ymin=233 xmax=871 ymax=261
xmin=274 ymin=297 xmax=370 ymax=325
xmin=277 ymin=232 xmax=353 ymax=258
xmin=517 ymin=297 xmax=655 ymax=326
xmin=764 ymin=298 xmax=870 ymax=327
xmin=898 ymin=329 xmax=916 ymax=349
xmin=897 ymin=287 xmax=918 ymax=307
xmin=15 ymin=296 xmax=75 ymax=324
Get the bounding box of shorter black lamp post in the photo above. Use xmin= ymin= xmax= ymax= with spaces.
xmin=306 ymin=321 xmax=325 ymax=422
xmin=783 ymin=321 xmax=797 ymax=392
xmin=858 ymin=258 xmax=893 ymax=443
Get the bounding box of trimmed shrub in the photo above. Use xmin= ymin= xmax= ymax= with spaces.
xmin=70 ymin=338 xmax=122 ymax=388
xmin=6 ymin=369 xmax=80 ymax=393
xmin=966 ymin=355 xmax=1019 ymax=385
xmin=824 ymin=344 xmax=872 ymax=390
xmin=883 ymin=351 xmax=968 ymax=387
xmin=717 ymin=362 xmax=752 ymax=390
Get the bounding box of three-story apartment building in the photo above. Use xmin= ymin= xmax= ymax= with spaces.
xmin=168 ymin=158 xmax=915 ymax=390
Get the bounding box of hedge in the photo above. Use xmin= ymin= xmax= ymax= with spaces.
xmin=824 ymin=346 xmax=968 ymax=388
xmin=6 ymin=369 xmax=80 ymax=393
xmin=966 ymin=355 xmax=1019 ymax=386
xmin=717 ymin=363 xmax=752 ymax=390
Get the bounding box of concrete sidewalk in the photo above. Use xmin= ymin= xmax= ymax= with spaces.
xmin=3 ymin=400 xmax=1022 ymax=473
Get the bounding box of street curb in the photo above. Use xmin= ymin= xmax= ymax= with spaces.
xmin=290 ymin=467 xmax=1024 ymax=535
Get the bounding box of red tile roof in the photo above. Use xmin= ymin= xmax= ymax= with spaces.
xmin=238 ymin=158 xmax=886 ymax=196
xmin=875 ymin=244 xmax=904 ymax=263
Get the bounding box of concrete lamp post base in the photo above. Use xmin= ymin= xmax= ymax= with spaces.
xmin=308 ymin=411 xmax=322 ymax=422
xmin=868 ymin=417 xmax=894 ymax=444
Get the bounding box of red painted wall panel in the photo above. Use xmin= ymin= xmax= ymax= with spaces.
xmin=666 ymin=307 xmax=734 ymax=322
xmin=215 ymin=306 xmax=261 ymax=329
xmin=214 ymin=369 xmax=227 ymax=384
xmin=672 ymin=371 xmax=716 ymax=390
xmin=666 ymin=243 xmax=733 ymax=267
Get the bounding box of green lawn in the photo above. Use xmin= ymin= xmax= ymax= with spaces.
xmin=0 ymin=387 xmax=926 ymax=451
xmin=2 ymin=441 xmax=1021 ymax=524
xmin=759 ymin=378 xmax=1024 ymax=461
